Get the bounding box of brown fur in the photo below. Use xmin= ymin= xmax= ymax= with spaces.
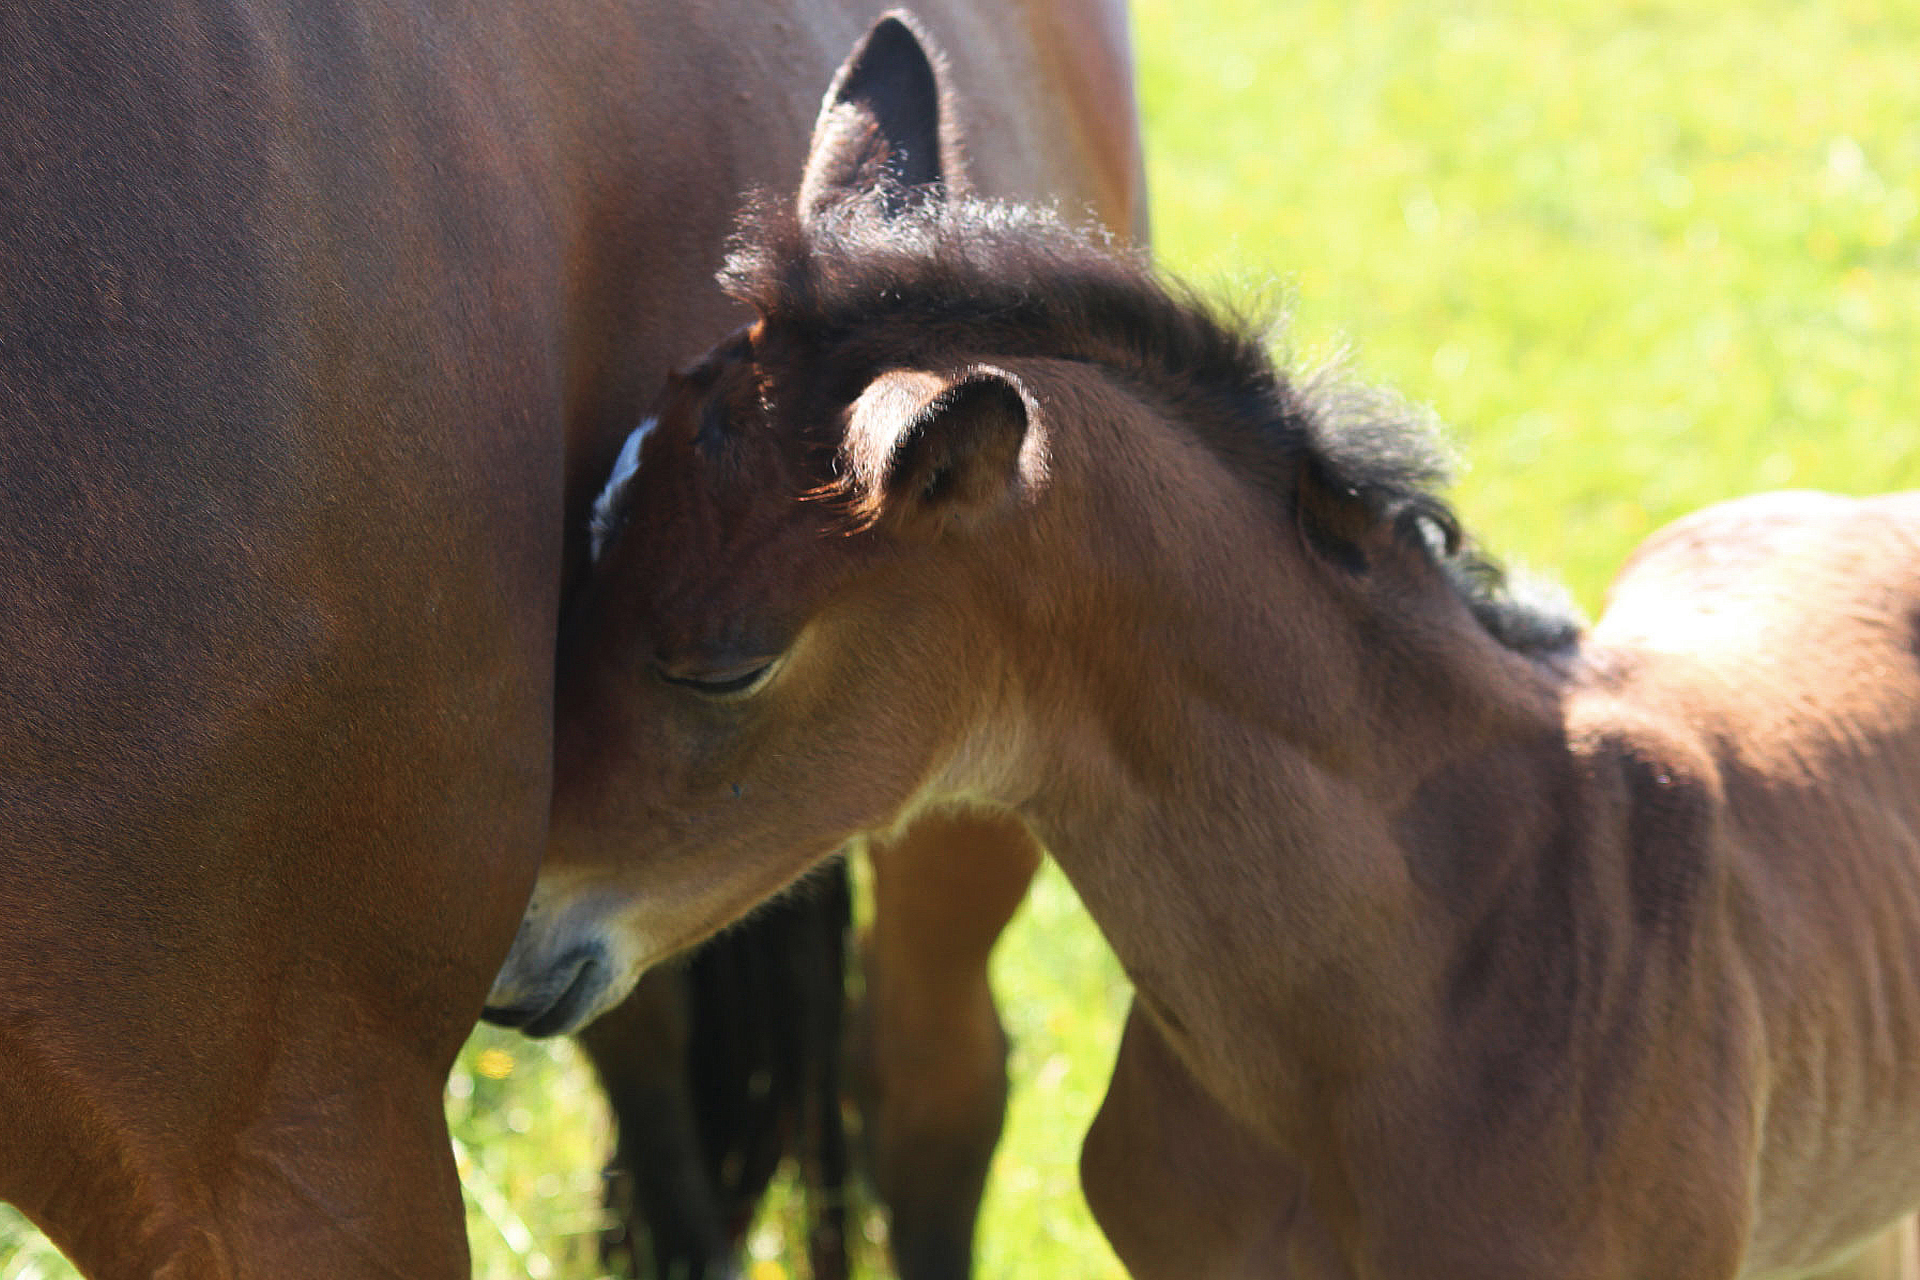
xmin=504 ymin=99 xmax=1920 ymax=1278
xmin=0 ymin=4 xmax=1141 ymax=1276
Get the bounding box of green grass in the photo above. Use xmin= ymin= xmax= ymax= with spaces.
xmin=8 ymin=2 xmax=1920 ymax=1277
xmin=1138 ymin=0 xmax=1920 ymax=607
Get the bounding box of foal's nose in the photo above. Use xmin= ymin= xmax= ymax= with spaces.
xmin=483 ymin=930 xmax=627 ymax=1038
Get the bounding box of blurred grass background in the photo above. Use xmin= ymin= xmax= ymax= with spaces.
xmin=6 ymin=1 xmax=1919 ymax=1276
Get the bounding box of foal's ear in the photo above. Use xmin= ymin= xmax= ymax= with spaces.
xmin=798 ymin=12 xmax=959 ymax=223
xmin=846 ymin=367 xmax=1036 ymax=536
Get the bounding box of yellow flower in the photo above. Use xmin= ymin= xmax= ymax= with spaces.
xmin=474 ymin=1048 xmax=515 ymax=1080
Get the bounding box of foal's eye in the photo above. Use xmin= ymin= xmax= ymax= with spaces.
xmin=657 ymin=658 xmax=782 ymax=701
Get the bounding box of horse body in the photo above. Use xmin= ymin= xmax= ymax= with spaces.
xmin=0 ymin=4 xmax=1139 ymax=1274
xmin=4 ymin=7 xmax=574 ymax=1271
xmin=498 ymin=70 xmax=1920 ymax=1273
xmin=1588 ymin=491 xmax=1920 ymax=1274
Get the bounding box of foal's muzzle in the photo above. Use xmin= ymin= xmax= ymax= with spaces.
xmin=483 ymin=901 xmax=639 ymax=1037
xmin=482 ymin=943 xmax=619 ymax=1037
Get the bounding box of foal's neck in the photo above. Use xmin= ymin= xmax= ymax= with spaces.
xmin=982 ymin=376 xmax=1572 ymax=1139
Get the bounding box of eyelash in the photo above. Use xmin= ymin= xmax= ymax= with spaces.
xmin=657 ymin=660 xmax=779 ymax=700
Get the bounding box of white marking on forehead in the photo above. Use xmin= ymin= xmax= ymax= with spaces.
xmin=589 ymin=416 xmax=657 ymax=561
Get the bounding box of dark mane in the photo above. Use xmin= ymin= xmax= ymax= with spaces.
xmin=722 ymin=194 xmax=1581 ymax=654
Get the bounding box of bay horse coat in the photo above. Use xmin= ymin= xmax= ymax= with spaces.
xmin=494 ymin=66 xmax=1920 ymax=1280
xmin=0 ymin=4 xmax=1140 ymax=1276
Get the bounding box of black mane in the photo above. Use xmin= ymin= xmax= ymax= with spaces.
xmin=722 ymin=194 xmax=1581 ymax=654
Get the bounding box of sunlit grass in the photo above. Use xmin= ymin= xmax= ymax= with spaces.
xmin=1137 ymin=0 xmax=1920 ymax=608
xmin=6 ymin=3 xmax=1918 ymax=1277
xmin=0 ymin=1205 xmax=73 ymax=1280
xmin=448 ymin=1026 xmax=615 ymax=1280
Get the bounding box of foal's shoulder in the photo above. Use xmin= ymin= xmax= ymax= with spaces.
xmin=1553 ymin=679 xmax=1728 ymax=941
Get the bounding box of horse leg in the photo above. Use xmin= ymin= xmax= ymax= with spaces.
xmin=857 ymin=810 xmax=1042 ymax=1280
xmin=683 ymin=866 xmax=854 ymax=1280
xmin=582 ymin=866 xmax=854 ymax=1280
xmin=578 ymin=966 xmax=731 ymax=1280
xmin=1081 ymin=1006 xmax=1340 ymax=1280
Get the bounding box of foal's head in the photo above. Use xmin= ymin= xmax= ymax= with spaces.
xmin=485 ymin=14 xmax=1576 ymax=1036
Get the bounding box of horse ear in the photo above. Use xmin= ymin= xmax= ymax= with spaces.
xmin=846 ymin=367 xmax=1035 ymax=535
xmin=798 ymin=12 xmax=956 ymax=223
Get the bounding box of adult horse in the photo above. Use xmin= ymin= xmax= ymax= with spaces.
xmin=489 ymin=64 xmax=1920 ymax=1279
xmin=0 ymin=4 xmax=1140 ymax=1276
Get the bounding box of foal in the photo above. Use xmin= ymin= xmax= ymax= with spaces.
xmin=499 ymin=188 xmax=1920 ymax=1280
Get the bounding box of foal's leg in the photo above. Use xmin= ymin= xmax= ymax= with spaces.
xmin=1081 ymin=1008 xmax=1341 ymax=1280
xmin=856 ymin=810 xmax=1042 ymax=1280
